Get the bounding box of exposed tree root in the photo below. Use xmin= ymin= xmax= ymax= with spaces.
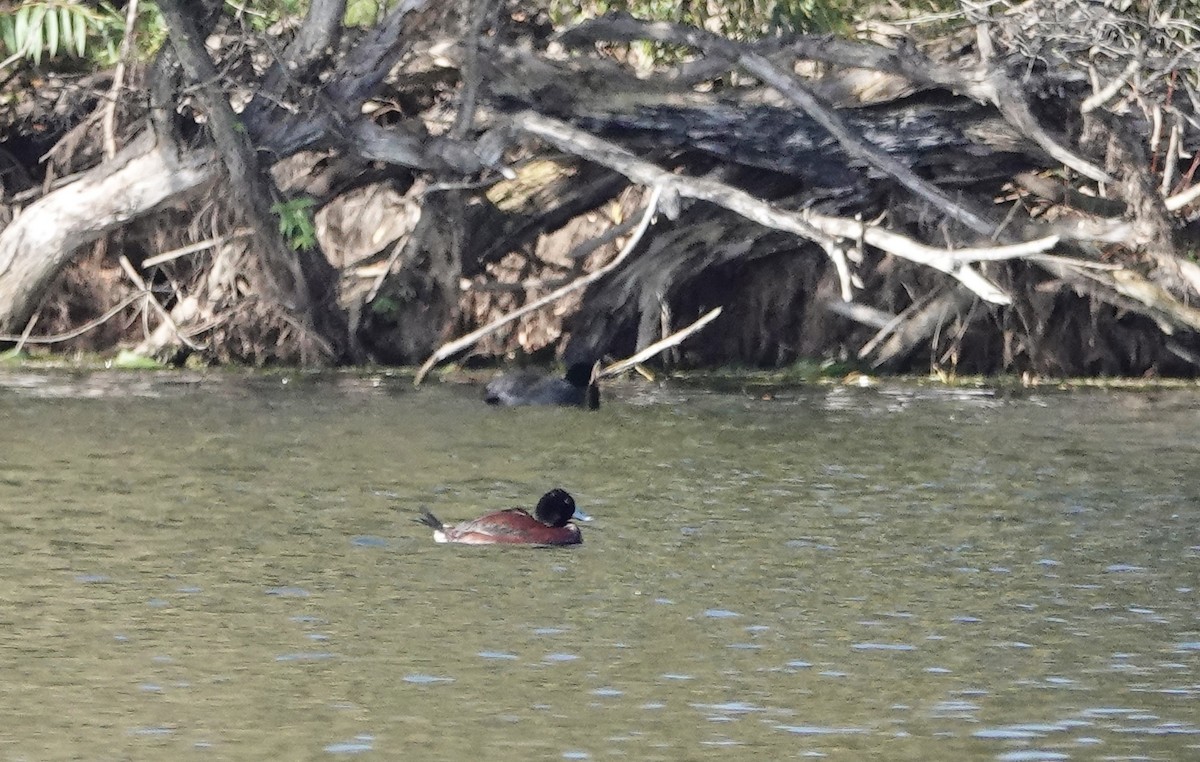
xmin=2 ymin=1 xmax=1199 ymax=376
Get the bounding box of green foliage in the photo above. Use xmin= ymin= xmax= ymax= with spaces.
xmin=369 ymin=294 xmax=399 ymax=316
xmin=112 ymin=349 xmax=166 ymax=369
xmin=228 ymin=0 xmax=398 ymax=30
xmin=0 ymin=0 xmax=169 ymax=69
xmin=545 ymin=0 xmax=862 ymax=68
xmin=233 ymin=0 xmax=309 ymax=32
xmin=0 ymin=347 xmax=30 ymax=364
xmin=0 ymin=1 xmax=117 ymax=67
xmin=271 ymin=196 xmax=318 ymax=251
xmin=547 ymin=0 xmax=857 ymax=37
xmin=122 ymin=2 xmax=166 ymax=64
xmin=345 ymin=0 xmax=389 ymax=27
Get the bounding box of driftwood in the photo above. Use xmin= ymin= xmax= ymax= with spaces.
xmin=413 ymin=184 xmax=664 ymax=385
xmin=0 ymin=0 xmax=472 ymax=360
xmin=2 ymin=1 xmax=1199 ymax=375
xmin=599 ymin=306 xmax=724 ymax=378
xmin=512 ymin=110 xmax=1044 ymax=304
xmin=512 ymin=9 xmax=1200 ymax=372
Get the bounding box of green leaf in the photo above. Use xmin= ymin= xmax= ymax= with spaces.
xmin=27 ymin=5 xmax=48 ymax=65
xmin=0 ymin=347 xmax=29 ymax=364
xmin=113 ymin=349 xmax=166 ymax=369
xmin=0 ymin=15 xmax=16 ymax=55
xmin=14 ymin=5 xmax=29 ymax=54
xmin=58 ymin=6 xmax=75 ymax=57
xmin=370 ymin=296 xmax=398 ymax=315
xmin=45 ymin=3 xmax=58 ymax=59
xmin=74 ymin=6 xmax=86 ymax=57
xmin=30 ymin=12 xmax=44 ymax=65
xmin=295 ymin=229 xmax=316 ymax=250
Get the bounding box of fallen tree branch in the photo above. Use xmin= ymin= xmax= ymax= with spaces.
xmin=1014 ymin=172 xmax=1126 ymax=217
xmin=1166 ymin=180 xmax=1200 ymax=212
xmin=514 ymin=111 xmax=1021 ymax=304
xmin=118 ymin=255 xmax=203 ymax=350
xmin=412 ymin=184 xmax=664 ymax=386
xmin=0 ymin=132 xmax=215 ymax=335
xmin=141 ymin=229 xmax=255 ymax=267
xmin=0 ymin=290 xmax=148 ymax=344
xmin=796 ymin=208 xmax=1057 ymax=302
xmin=158 ymin=0 xmax=312 ymax=309
xmin=561 ymin=16 xmax=1000 ymax=236
xmin=983 ymin=75 xmax=1112 ymax=185
xmin=862 ymin=288 xmax=973 ymax=368
xmin=1081 ymin=56 xmax=1142 ymax=114
xmin=599 ymin=305 xmax=724 ymax=378
xmin=1110 ymin=268 xmax=1200 ymax=332
xmin=783 ymin=29 xmax=1115 ymax=185
xmin=824 ymin=300 xmax=894 ymax=330
xmin=101 ymin=0 xmax=140 ymax=160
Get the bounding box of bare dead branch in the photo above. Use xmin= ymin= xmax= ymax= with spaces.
xmin=599 ymin=306 xmax=724 ymax=378
xmin=561 ymin=16 xmax=1000 ymax=235
xmin=118 ymin=255 xmax=203 ymax=350
xmin=101 ymin=0 xmax=140 ymax=160
xmin=514 ymin=111 xmax=1021 ymax=304
xmin=413 ymin=185 xmax=664 ymax=386
xmin=0 ymin=290 xmax=148 ymax=345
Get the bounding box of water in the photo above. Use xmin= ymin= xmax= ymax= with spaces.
xmin=0 ymin=370 xmax=1196 ymax=759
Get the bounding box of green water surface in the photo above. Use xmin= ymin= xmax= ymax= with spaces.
xmin=0 ymin=371 xmax=1196 ymax=760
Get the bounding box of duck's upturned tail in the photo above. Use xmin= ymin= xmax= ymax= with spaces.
xmin=416 ymin=508 xmax=443 ymax=530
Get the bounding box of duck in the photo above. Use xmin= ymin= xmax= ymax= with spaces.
xmin=484 ymin=361 xmax=601 ymax=409
xmin=417 ymin=488 xmax=586 ymax=545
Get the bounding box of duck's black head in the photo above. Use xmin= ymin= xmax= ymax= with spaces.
xmin=534 ymin=488 xmax=577 ymax=527
xmin=564 ymin=361 xmax=602 ymax=410
xmin=564 ymin=362 xmax=595 ymax=388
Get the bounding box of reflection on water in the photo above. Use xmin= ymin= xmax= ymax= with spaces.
xmin=0 ymin=370 xmax=1197 ymax=759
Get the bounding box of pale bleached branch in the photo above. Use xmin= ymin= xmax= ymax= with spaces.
xmin=515 ymin=111 xmax=1018 ymax=304
xmin=119 ymin=255 xmax=204 ymax=350
xmin=1165 ymin=180 xmax=1200 ymax=212
xmin=412 ymin=184 xmax=664 ymax=386
xmin=599 ymin=306 xmax=723 ymax=378
xmin=141 ymin=230 xmax=254 ymax=267
xmin=0 ymin=291 xmax=149 ymax=344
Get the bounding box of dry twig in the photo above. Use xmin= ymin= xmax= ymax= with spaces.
xmin=413 ymin=184 xmax=665 ymax=385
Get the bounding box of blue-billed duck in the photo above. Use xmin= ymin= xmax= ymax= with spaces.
xmin=417 ymin=488 xmax=587 ymax=545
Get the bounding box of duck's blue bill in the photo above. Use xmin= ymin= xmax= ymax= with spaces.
xmin=572 ymin=508 xmax=594 ymax=522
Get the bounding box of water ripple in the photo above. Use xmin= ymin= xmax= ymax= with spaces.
xmin=704 ymin=609 xmax=741 ymax=619
xmin=544 ymin=653 xmax=579 ymax=662
xmin=691 ymin=701 xmax=763 ymax=714
xmin=325 ymin=735 xmax=375 ymax=754
xmin=774 ymin=725 xmax=867 ymax=735
xmin=275 ymin=652 xmax=335 ymax=662
xmin=265 ymin=586 xmax=310 ymax=598
xmin=402 ymin=674 xmax=454 ymax=684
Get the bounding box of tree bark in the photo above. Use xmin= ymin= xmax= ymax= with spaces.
xmin=0 ymin=132 xmax=213 ymax=335
xmin=157 ymin=0 xmax=349 ymax=361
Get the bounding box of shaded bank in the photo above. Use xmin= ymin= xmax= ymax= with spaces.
xmin=1 ymin=1 xmax=1199 ymax=376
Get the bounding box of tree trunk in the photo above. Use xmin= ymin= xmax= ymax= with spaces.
xmin=0 ymin=132 xmax=213 ymax=335
xmin=156 ymin=0 xmax=350 ymax=362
